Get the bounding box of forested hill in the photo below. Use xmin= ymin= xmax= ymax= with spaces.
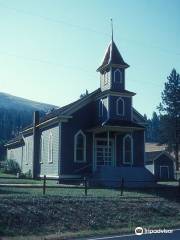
xmin=0 ymin=92 xmax=57 ymax=145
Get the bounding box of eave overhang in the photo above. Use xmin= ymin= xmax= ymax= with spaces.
xmin=87 ymin=125 xmax=144 ymax=134
xmin=21 ymin=115 xmax=72 ymax=134
xmin=97 ymin=63 xmax=129 ymax=72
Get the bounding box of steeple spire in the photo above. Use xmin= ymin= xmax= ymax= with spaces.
xmin=110 ymin=18 xmax=113 ymax=42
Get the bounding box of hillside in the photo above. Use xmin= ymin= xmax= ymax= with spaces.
xmin=0 ymin=92 xmax=58 ymax=159
xmin=0 ymin=92 xmax=57 ymax=112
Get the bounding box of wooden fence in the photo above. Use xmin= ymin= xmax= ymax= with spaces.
xmin=0 ymin=175 xmax=180 ymax=197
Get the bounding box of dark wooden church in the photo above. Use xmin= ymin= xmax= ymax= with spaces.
xmin=6 ymin=36 xmax=155 ymax=186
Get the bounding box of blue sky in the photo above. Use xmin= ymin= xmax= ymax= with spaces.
xmin=0 ymin=0 xmax=179 ymax=118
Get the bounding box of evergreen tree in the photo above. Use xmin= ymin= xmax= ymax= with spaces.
xmin=158 ymin=68 xmax=180 ymax=170
xmin=151 ymin=112 xmax=160 ymax=142
xmin=80 ymin=89 xmax=89 ymax=99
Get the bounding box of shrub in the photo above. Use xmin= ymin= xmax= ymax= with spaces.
xmin=20 ymin=170 xmax=32 ymax=179
xmin=3 ymin=159 xmax=21 ymax=175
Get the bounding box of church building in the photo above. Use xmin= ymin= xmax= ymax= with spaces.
xmin=5 ymin=36 xmax=154 ymax=186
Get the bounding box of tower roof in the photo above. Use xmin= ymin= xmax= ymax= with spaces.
xmin=97 ymin=40 xmax=129 ymax=72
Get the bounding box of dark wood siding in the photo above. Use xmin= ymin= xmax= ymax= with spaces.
xmin=109 ymin=96 xmax=132 ymax=121
xmin=61 ymin=102 xmax=95 ymax=175
xmin=154 ymin=154 xmax=174 ymax=180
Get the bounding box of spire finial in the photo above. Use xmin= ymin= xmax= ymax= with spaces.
xmin=110 ymin=18 xmax=113 ymax=42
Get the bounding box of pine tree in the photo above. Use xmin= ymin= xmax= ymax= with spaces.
xmin=151 ymin=112 xmax=160 ymax=142
xmin=158 ymin=69 xmax=180 ymax=170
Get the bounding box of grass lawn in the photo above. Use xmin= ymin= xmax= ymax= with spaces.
xmin=0 ymin=172 xmax=180 ymax=239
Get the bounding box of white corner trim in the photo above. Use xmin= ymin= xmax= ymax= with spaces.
xmin=98 ymin=99 xmax=103 ymax=117
xmin=74 ymin=130 xmax=86 ymax=163
xmin=123 ymin=134 xmax=133 ymax=165
xmin=58 ymin=122 xmax=62 ymax=175
xmin=39 ymin=135 xmax=44 ymax=164
xmin=25 ymin=139 xmax=29 ymax=165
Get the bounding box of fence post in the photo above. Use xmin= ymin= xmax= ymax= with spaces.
xmin=84 ymin=177 xmax=88 ymax=196
xmin=120 ymin=177 xmax=124 ymax=196
xmin=43 ymin=175 xmax=46 ymax=195
xmin=178 ymin=178 xmax=180 ymax=195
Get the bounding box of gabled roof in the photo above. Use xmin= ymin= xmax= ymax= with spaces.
xmin=145 ymin=150 xmax=175 ymax=164
xmin=97 ymin=40 xmax=129 ymax=72
xmin=5 ymin=88 xmax=146 ymax=147
xmin=5 ymin=134 xmax=24 ymax=147
xmin=145 ymin=151 xmax=162 ymax=163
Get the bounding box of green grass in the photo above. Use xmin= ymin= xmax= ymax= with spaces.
xmin=0 ymin=172 xmax=180 ymax=239
xmin=0 ymin=172 xmax=179 ymax=199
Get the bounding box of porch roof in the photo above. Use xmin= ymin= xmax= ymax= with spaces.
xmin=87 ymin=120 xmax=145 ymax=133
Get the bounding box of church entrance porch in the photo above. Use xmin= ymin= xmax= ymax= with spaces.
xmin=95 ymin=138 xmax=115 ymax=168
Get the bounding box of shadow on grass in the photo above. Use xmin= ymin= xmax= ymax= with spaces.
xmin=122 ymin=183 xmax=180 ymax=202
xmin=0 ymin=189 xmax=29 ymax=195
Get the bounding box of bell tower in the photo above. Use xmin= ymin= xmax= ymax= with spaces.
xmin=97 ymin=20 xmax=129 ymax=92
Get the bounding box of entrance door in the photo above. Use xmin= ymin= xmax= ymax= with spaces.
xmin=160 ymin=166 xmax=169 ymax=179
xmin=95 ymin=139 xmax=114 ymax=169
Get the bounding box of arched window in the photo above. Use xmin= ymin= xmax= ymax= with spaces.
xmin=123 ymin=135 xmax=133 ymax=164
xmin=99 ymin=99 xmax=103 ymax=117
xmin=9 ymin=150 xmax=15 ymax=160
xmin=116 ymin=97 xmax=124 ymax=116
xmin=40 ymin=135 xmax=44 ymax=164
xmin=48 ymin=133 xmax=53 ymax=163
xmin=114 ymin=69 xmax=122 ymax=83
xmin=74 ymin=130 xmax=86 ymax=162
xmin=25 ymin=140 xmax=29 ymax=165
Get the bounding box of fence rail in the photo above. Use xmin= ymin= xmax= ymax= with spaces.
xmin=0 ymin=175 xmax=180 ymax=197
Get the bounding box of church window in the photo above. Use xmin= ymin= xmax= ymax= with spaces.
xmin=114 ymin=69 xmax=122 ymax=83
xmin=40 ymin=135 xmax=44 ymax=164
xmin=48 ymin=132 xmax=53 ymax=163
xmin=74 ymin=130 xmax=86 ymax=162
xmin=116 ymin=97 xmax=124 ymax=116
xmin=25 ymin=140 xmax=29 ymax=165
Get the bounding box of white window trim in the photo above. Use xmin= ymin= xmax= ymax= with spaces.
xmin=116 ymin=97 xmax=125 ymax=116
xmin=74 ymin=130 xmax=86 ymax=163
xmin=25 ymin=140 xmax=29 ymax=165
xmin=40 ymin=135 xmax=44 ymax=164
xmin=98 ymin=99 xmax=103 ymax=117
xmin=123 ymin=134 xmax=133 ymax=165
xmin=48 ymin=132 xmax=53 ymax=163
xmin=114 ymin=69 xmax=122 ymax=83
xmin=160 ymin=165 xmax=169 ymax=179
